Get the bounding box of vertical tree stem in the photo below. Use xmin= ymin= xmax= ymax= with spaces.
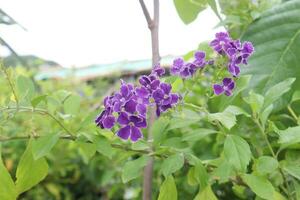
xmin=139 ymin=0 xmax=160 ymax=199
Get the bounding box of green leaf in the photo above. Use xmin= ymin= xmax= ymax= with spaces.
xmin=77 ymin=142 xmax=97 ymax=164
xmin=31 ymin=94 xmax=48 ymax=107
xmin=278 ymin=126 xmax=300 ymax=145
xmin=161 ymin=153 xmax=184 ymax=177
xmin=194 ymin=185 xmax=218 ymax=200
xmin=283 ymin=164 xmax=300 ymax=181
xmin=260 ymin=104 xmax=273 ymax=125
xmin=182 ymin=128 xmax=218 ymax=142
xmin=256 ymin=156 xmax=278 ymax=175
xmin=16 ymin=140 xmax=49 ymax=195
xmin=224 ymin=135 xmax=251 ymax=172
xmin=63 ymin=94 xmax=81 ymax=115
xmin=153 ymin=117 xmax=169 ymax=146
xmin=16 ymin=75 xmax=35 ymax=101
xmin=212 ymin=160 xmax=233 ymax=183
xmin=0 ymin=148 xmax=17 ymax=200
xmin=242 ymin=174 xmax=275 ymax=200
xmin=195 ymin=161 xmax=209 ymax=189
xmin=122 ymin=155 xmax=150 ymax=183
xmin=292 ymin=90 xmax=300 ymax=102
xmin=242 ymin=0 xmax=300 ymax=92
xmin=93 ymin=136 xmax=113 ymax=159
xmin=158 ymin=175 xmax=177 ymax=200
xmin=244 ymin=91 xmax=264 ymax=114
xmin=173 ymin=0 xmax=207 ymax=24
xmin=32 ymin=132 xmax=60 ymax=160
xmin=263 ymin=78 xmax=295 ymax=110
xmin=223 ymin=105 xmax=251 ymax=117
xmin=208 ymin=111 xmax=236 ymax=130
xmin=207 ymin=0 xmax=221 ymax=21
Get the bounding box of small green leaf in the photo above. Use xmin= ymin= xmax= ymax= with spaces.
xmin=158 ymin=175 xmax=177 ymax=200
xmin=122 ymin=155 xmax=150 ymax=183
xmin=161 ymin=153 xmax=184 ymax=177
xmin=224 ymin=105 xmax=251 ymax=117
xmin=256 ymin=156 xmax=278 ymax=175
xmin=63 ymin=94 xmax=81 ymax=115
xmin=212 ymin=160 xmax=233 ymax=183
xmin=194 ymin=185 xmax=218 ymax=200
xmin=224 ymin=135 xmax=251 ymax=172
xmin=77 ymin=142 xmax=97 ymax=164
xmin=242 ymin=174 xmax=275 ymax=200
xmin=32 ymin=132 xmax=60 ymax=160
xmin=16 ymin=140 xmax=49 ymax=195
xmin=292 ymin=90 xmax=300 ymax=102
xmin=244 ymin=91 xmax=264 ymax=114
xmin=283 ymin=165 xmax=300 ymax=181
xmin=173 ymin=0 xmax=207 ymax=24
xmin=31 ymin=95 xmax=48 ymax=107
xmin=195 ymin=160 xmax=209 ymax=189
xmin=260 ymin=104 xmax=273 ymax=125
xmin=278 ymin=126 xmax=300 ymax=145
xmin=153 ymin=117 xmax=169 ymax=146
xmin=0 ymin=148 xmax=17 ymax=200
xmin=208 ymin=111 xmax=236 ymax=130
xmin=16 ymin=75 xmax=35 ymax=101
xmin=263 ymin=78 xmax=296 ymax=110
xmin=182 ymin=128 xmax=217 ymax=142
xmin=131 ymin=140 xmax=149 ymax=151
xmin=93 ymin=136 xmax=113 ymax=159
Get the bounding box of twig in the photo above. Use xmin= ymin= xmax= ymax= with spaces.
xmin=138 ymin=0 xmax=160 ymax=199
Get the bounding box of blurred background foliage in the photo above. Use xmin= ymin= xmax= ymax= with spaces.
xmin=1 ymin=0 xmax=300 ymax=199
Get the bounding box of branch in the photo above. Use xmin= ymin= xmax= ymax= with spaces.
xmin=139 ymin=0 xmax=152 ymax=28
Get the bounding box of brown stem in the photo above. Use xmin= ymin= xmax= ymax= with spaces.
xmin=139 ymin=0 xmax=160 ymax=199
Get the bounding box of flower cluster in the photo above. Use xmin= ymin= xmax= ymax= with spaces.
xmin=170 ymin=51 xmax=208 ymax=78
xmin=210 ymin=32 xmax=254 ymax=96
xmin=95 ymin=65 xmax=179 ymax=142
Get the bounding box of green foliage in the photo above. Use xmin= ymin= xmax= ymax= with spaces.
xmin=224 ymin=135 xmax=251 ymax=172
xmin=173 ymin=0 xmax=207 ymax=24
xmin=242 ymin=174 xmax=275 ymax=200
xmin=157 ymin=175 xmax=178 ymax=200
xmin=122 ymin=155 xmax=150 ymax=183
xmin=16 ymin=140 xmax=49 ymax=195
xmin=0 ymin=148 xmax=17 ymax=200
xmin=161 ymin=153 xmax=184 ymax=177
xmin=32 ymin=132 xmax=60 ymax=160
xmin=242 ymin=0 xmax=300 ymax=92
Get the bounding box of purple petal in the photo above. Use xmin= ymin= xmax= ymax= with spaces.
xmin=102 ymin=115 xmax=115 ymax=129
xmin=153 ymin=89 xmax=164 ymax=102
xmin=139 ymin=75 xmax=150 ymax=86
xmin=120 ymin=84 xmax=129 ymax=98
xmin=173 ymin=58 xmax=184 ymax=67
xmin=130 ymin=126 xmax=143 ymax=142
xmin=223 ymin=78 xmax=232 ymax=86
xmin=170 ymin=94 xmax=179 ymax=104
xmin=225 ymin=90 xmax=232 ymax=96
xmin=136 ymin=86 xmax=149 ymax=98
xmin=213 ymin=84 xmax=224 ymax=95
xmin=227 ymin=81 xmax=235 ymax=90
xmin=124 ymin=99 xmax=137 ymax=113
xmin=117 ymin=125 xmax=131 ymax=140
xmin=242 ymin=41 xmax=254 ymax=54
xmin=117 ymin=112 xmax=129 ymax=125
xmin=153 ymin=64 xmax=165 ymax=77
xmin=150 ymin=79 xmax=160 ymax=90
xmin=137 ymin=103 xmax=147 ymax=116
xmin=180 ymin=66 xmax=190 ymax=78
xmin=160 ymin=83 xmax=171 ymax=94
xmin=130 ymin=116 xmax=147 ymax=128
xmin=194 ymin=51 xmax=205 ymax=61
xmin=226 ymin=48 xmax=237 ymax=56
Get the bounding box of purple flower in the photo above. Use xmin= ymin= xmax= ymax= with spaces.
xmin=228 ymin=62 xmax=240 ymax=77
xmin=193 ymin=51 xmax=206 ymax=68
xmin=213 ymin=78 xmax=235 ymax=96
xmin=117 ymin=112 xmax=146 ymax=142
xmin=210 ymin=32 xmax=231 ymax=54
xmin=152 ymin=64 xmax=165 ymax=77
xmin=152 ymin=82 xmax=179 ymax=116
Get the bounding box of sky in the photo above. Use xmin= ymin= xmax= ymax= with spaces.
xmin=0 ymin=0 xmax=221 ymax=68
